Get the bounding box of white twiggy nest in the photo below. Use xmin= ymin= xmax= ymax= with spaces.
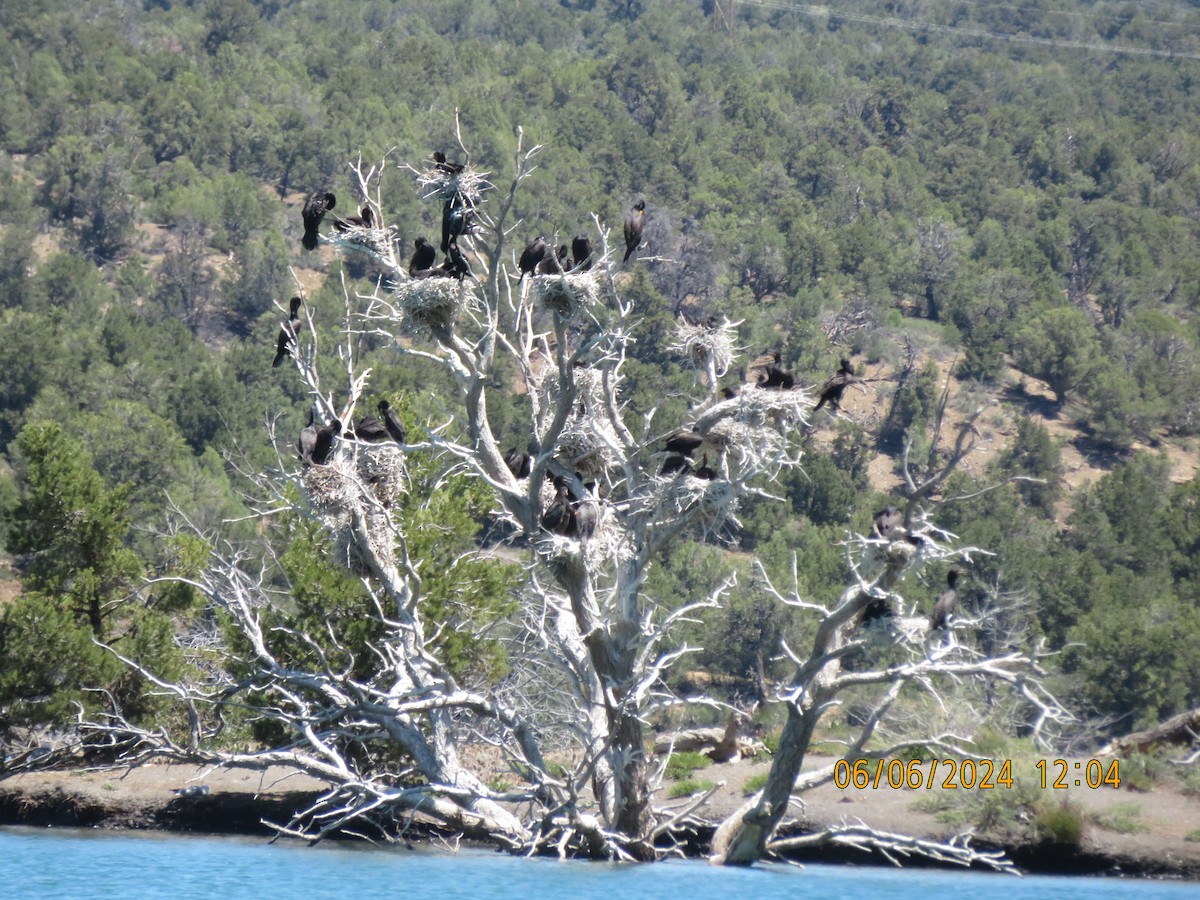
xmin=529 ymin=272 xmax=602 ymax=321
xmin=354 ymin=443 xmax=407 ymax=508
xmin=327 ymin=224 xmax=396 ymax=261
xmin=668 ymin=318 xmax=738 ymax=377
xmin=303 ymin=456 xmax=399 ymax=579
xmin=302 ymin=457 xmax=357 ymax=524
xmin=728 ymin=383 xmax=812 ymax=430
xmin=390 ymin=277 xmax=474 ymax=338
xmin=661 ymin=472 xmax=739 ymax=533
xmin=536 ymin=368 xmax=620 ymax=478
xmin=414 ymin=166 xmax=491 ymax=207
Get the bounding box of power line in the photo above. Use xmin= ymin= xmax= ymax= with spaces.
xmin=734 ymin=0 xmax=1200 ymax=61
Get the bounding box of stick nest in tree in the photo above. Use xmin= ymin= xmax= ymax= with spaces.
xmin=537 ymin=504 xmax=630 ymax=571
xmin=354 ymin=443 xmax=407 ymax=509
xmin=529 ymin=272 xmax=602 ymax=321
xmin=657 ymin=472 xmax=739 ymax=534
xmin=390 ymin=277 xmax=475 ymax=338
xmin=668 ymin=318 xmax=738 ymax=377
xmin=414 ymin=166 xmax=491 ymax=207
xmin=302 ymin=456 xmax=399 ymax=580
xmin=536 ymin=368 xmax=620 ymax=478
xmin=327 ymin=224 xmax=396 ymax=261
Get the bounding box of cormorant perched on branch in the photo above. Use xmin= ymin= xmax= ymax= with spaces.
xmin=441 ymin=242 xmax=471 ymax=280
xmin=408 ymin=237 xmax=436 ymax=276
xmin=664 ymin=428 xmax=704 ymax=457
xmin=519 ymin=237 xmax=546 ymax=279
xmin=872 ymin=506 xmax=904 ymax=540
xmin=536 ymin=244 xmax=569 ymax=275
xmin=815 ymin=358 xmax=856 ymax=412
xmin=758 ymin=351 xmax=795 ymax=389
xmin=378 ymin=400 xmax=406 ymax=444
xmin=660 ymin=453 xmax=692 ymax=476
xmin=571 ymin=236 xmax=594 ymax=272
xmin=504 ymin=447 xmax=532 ymax=479
xmin=929 ymin=568 xmax=961 ymax=631
xmin=301 ymin=190 xmax=336 ymax=251
xmin=298 ymin=407 xmax=317 ymax=463
xmin=441 ymin=197 xmax=475 ymax=252
xmin=623 ymin=199 xmax=646 ymax=263
xmin=353 ymin=412 xmax=388 ymax=442
xmin=432 ymin=150 xmax=465 ymax=174
xmin=272 ymin=296 xmax=302 ymax=368
xmin=334 ymin=206 xmax=374 ymax=231
xmin=541 ymin=476 xmax=574 ymax=536
xmin=310 ymin=419 xmax=341 ymax=466
xmin=692 ymin=453 xmax=718 ymax=480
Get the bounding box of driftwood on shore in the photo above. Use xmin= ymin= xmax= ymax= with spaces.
xmin=653 ymin=712 xmax=765 ymax=763
xmin=1098 ymin=705 xmax=1200 ymax=758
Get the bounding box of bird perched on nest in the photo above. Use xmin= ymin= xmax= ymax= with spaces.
xmin=815 ymin=358 xmax=857 ymax=412
xmin=663 ymin=427 xmax=704 ymax=457
xmin=300 ymin=416 xmax=341 ymax=466
xmin=536 ymin=244 xmax=570 ymax=275
xmin=441 ymin=197 xmax=475 ymax=252
xmin=623 ymin=199 xmax=646 ymax=263
xmin=929 ymin=568 xmax=961 ymax=631
xmin=571 ymin=236 xmax=594 ymax=272
xmin=504 ymin=447 xmax=532 ymax=479
xmin=872 ymin=506 xmax=904 ymax=540
xmin=334 ymin=206 xmax=374 ymax=231
xmin=301 ymin=190 xmax=336 ymax=251
xmin=378 ymin=400 xmax=406 ymax=444
xmin=272 ymin=296 xmax=302 ymax=368
xmin=692 ymin=453 xmax=718 ymax=480
xmin=660 ymin=453 xmax=692 ymax=476
xmin=440 ymin=242 xmax=471 ymax=280
xmin=432 ymin=150 xmax=465 ymax=174
xmin=353 ymin=411 xmax=389 ymax=442
xmin=408 ymin=237 xmax=436 ymax=276
xmin=758 ymin=351 xmax=795 ymax=389
xmin=519 ymin=236 xmax=546 ymax=279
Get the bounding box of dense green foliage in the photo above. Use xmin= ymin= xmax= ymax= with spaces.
xmin=2 ymin=0 xmax=1199 ymax=745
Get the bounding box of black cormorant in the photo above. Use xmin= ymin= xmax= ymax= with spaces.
xmin=504 ymin=447 xmax=532 ymax=479
xmin=571 ymin=236 xmax=594 ymax=272
xmin=334 ymin=206 xmax=374 ymax=231
xmin=692 ymin=453 xmax=718 ymax=480
xmin=441 ymin=197 xmax=475 ymax=252
xmin=660 ymin=453 xmax=692 ymax=476
xmin=623 ymin=200 xmax=646 ymax=263
xmin=536 ymin=244 xmax=569 ymax=275
xmin=441 ymin=242 xmax=471 ymax=280
xmin=664 ymin=428 xmax=704 ymax=456
xmin=378 ymin=400 xmax=406 ymax=444
xmin=408 ymin=237 xmax=436 ymax=275
xmin=540 ymin=476 xmax=574 ymax=535
xmin=872 ymin=506 xmax=905 ymax=540
xmin=301 ymin=190 xmax=336 ymax=251
xmin=272 ymin=296 xmax=302 ymax=368
xmin=815 ymin=358 xmax=856 ymax=412
xmin=432 ymin=150 xmax=465 ymax=174
xmin=311 ymin=419 xmax=341 ymax=466
xmin=354 ymin=412 xmax=389 ymax=442
xmin=758 ymin=351 xmax=795 ymax=389
xmin=519 ymin=237 xmax=547 ymax=279
xmin=929 ymin=568 xmax=961 ymax=631
xmin=298 ymin=407 xmax=318 ymax=464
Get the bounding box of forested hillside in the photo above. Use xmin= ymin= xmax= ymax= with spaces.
xmin=2 ymin=0 xmax=1199 ymax=759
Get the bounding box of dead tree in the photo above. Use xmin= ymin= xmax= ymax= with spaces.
xmin=88 ymin=130 xmax=811 ymax=859
xmin=710 ymin=385 xmax=1070 ymax=867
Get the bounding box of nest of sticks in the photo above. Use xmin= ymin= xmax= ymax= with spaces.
xmin=390 ymin=277 xmax=474 ymax=338
xmin=536 ymin=368 xmax=621 ymax=478
xmin=529 ymin=272 xmax=602 ymax=321
xmin=327 ymin=224 xmax=396 ymax=262
xmin=663 ymin=472 xmax=739 ymax=533
xmin=354 ymin=443 xmax=407 ymax=509
xmin=414 ymin=165 xmax=491 ymax=208
xmin=668 ymin=318 xmax=738 ymax=378
xmin=302 ymin=455 xmax=401 ymax=579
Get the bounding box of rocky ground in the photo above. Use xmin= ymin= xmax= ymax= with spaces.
xmin=2 ymin=754 xmax=1196 ymax=880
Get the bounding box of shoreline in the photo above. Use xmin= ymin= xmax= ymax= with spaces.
xmin=1 ymin=761 xmax=1197 ymax=881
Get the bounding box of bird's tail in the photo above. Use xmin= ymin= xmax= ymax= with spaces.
xmin=301 ymin=229 xmax=319 ymax=251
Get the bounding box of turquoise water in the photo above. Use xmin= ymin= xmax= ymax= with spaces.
xmin=0 ymin=828 xmax=1195 ymax=900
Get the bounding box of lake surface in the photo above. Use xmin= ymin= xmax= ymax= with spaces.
xmin=1 ymin=827 xmax=1195 ymax=900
